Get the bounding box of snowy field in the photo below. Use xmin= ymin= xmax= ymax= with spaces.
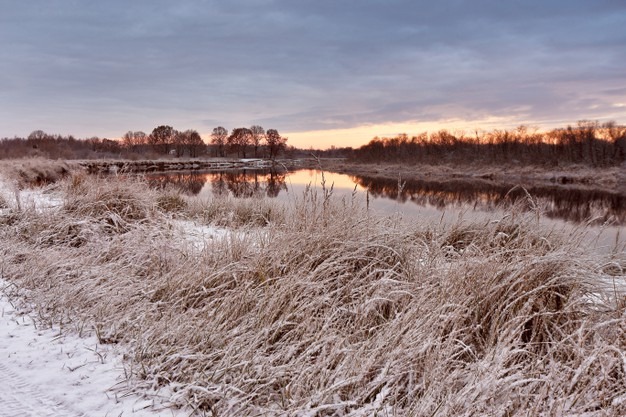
xmin=0 ymin=180 xmax=191 ymax=416
xmin=0 ymin=282 xmax=188 ymax=417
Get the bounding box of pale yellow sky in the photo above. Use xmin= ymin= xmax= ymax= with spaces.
xmin=283 ymin=107 xmax=626 ymax=149
xmin=282 ymin=115 xmax=549 ymax=149
xmin=190 ymin=112 xmax=624 ymax=150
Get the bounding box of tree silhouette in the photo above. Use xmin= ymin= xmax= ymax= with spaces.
xmin=266 ymin=129 xmax=287 ymax=160
xmin=122 ymin=131 xmax=147 ymax=149
xmin=149 ymin=125 xmax=175 ymax=154
xmin=211 ymin=126 xmax=228 ymax=157
xmin=173 ymin=130 xmax=185 ymax=157
xmin=250 ymin=125 xmax=265 ymax=158
xmin=173 ymin=129 xmax=204 ymax=157
xmin=228 ymin=127 xmax=253 ymax=158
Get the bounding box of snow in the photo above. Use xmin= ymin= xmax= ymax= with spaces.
xmin=171 ymin=219 xmax=229 ymax=250
xmin=0 ymin=182 xmax=63 ymax=212
xmin=0 ymin=281 xmax=188 ymax=417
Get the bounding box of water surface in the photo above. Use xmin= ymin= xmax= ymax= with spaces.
xmin=145 ymin=168 xmax=625 ymax=251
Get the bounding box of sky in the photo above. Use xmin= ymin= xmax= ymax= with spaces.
xmin=1 ymin=0 xmax=625 ymax=149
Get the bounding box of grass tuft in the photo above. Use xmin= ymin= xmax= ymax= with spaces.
xmin=156 ymin=189 xmax=189 ymax=214
xmin=0 ymin=158 xmax=74 ymax=188
xmin=188 ymin=195 xmax=285 ymax=227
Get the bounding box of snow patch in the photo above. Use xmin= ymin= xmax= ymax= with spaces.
xmin=170 ymin=219 xmax=229 ymax=250
xmin=0 ymin=280 xmax=188 ymax=417
xmin=0 ymin=181 xmax=63 ymax=212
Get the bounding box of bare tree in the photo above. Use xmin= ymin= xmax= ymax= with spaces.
xmin=122 ymin=131 xmax=135 ymax=149
xmin=182 ymin=129 xmax=204 ymax=158
xmin=250 ymin=125 xmax=265 ymax=158
xmin=27 ymin=130 xmax=49 ymax=141
xmin=229 ymin=127 xmax=253 ymax=158
xmin=149 ymin=125 xmax=175 ymax=154
xmin=122 ymin=131 xmax=147 ymax=149
xmin=134 ymin=131 xmax=147 ymax=146
xmin=265 ymin=129 xmax=287 ymax=160
xmin=172 ymin=130 xmax=186 ymax=157
xmin=211 ymin=126 xmax=228 ymax=157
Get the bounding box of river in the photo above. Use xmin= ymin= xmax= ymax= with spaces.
xmin=144 ymin=168 xmax=625 ymax=252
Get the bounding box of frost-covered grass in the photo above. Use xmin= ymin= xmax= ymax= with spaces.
xmin=0 ymin=173 xmax=625 ymax=416
xmin=0 ymin=158 xmax=75 ymax=188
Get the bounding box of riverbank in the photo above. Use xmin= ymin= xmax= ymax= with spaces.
xmin=1 ymin=157 xmax=623 ymax=196
xmin=79 ymin=158 xmax=284 ymax=174
xmin=1 ymin=172 xmax=625 ymax=415
xmin=317 ymin=159 xmax=626 ymax=195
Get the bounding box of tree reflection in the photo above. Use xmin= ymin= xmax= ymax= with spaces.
xmin=145 ymin=170 xmax=625 ymax=225
xmin=211 ymin=172 xmax=229 ymax=197
xmin=149 ymin=169 xmax=289 ymax=199
xmin=266 ymin=170 xmax=288 ymax=197
xmin=146 ymin=172 xmax=206 ymax=195
xmin=353 ymin=175 xmax=626 ymax=225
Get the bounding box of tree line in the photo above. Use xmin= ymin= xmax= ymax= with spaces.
xmin=0 ymin=125 xmax=288 ymax=160
xmin=206 ymin=126 xmax=287 ymax=159
xmin=2 ymin=120 xmax=625 ymax=166
xmin=122 ymin=125 xmax=288 ymax=159
xmin=352 ymin=120 xmax=626 ymax=167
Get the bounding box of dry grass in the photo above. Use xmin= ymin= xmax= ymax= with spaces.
xmin=0 ymin=158 xmax=76 ymax=188
xmin=323 ymin=159 xmax=625 ymax=193
xmin=0 ymin=174 xmax=625 ymax=416
xmin=187 ymin=195 xmax=285 ymax=227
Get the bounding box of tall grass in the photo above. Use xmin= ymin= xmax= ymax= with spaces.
xmin=0 ymin=174 xmax=625 ymax=416
xmin=0 ymin=158 xmax=74 ymax=188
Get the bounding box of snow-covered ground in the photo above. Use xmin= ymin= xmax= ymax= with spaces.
xmin=0 ymin=181 xmax=63 ymax=213
xmin=172 ymin=219 xmax=229 ymax=250
xmin=0 ymin=282 xmax=188 ymax=417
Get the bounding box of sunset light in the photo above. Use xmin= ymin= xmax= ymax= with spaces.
xmin=284 ymin=116 xmax=538 ymax=149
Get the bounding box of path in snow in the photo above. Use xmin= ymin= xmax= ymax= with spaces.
xmin=0 ymin=361 xmax=84 ymax=417
xmin=0 ymin=283 xmax=187 ymax=417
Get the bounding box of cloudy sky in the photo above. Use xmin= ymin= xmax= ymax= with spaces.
xmin=1 ymin=0 xmax=625 ymax=148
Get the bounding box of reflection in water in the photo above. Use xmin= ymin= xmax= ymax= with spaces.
xmin=210 ymin=170 xmax=289 ymax=198
xmin=145 ymin=172 xmax=206 ymax=195
xmin=145 ymin=169 xmax=288 ymax=199
xmin=144 ymin=169 xmax=626 ymax=225
xmin=352 ymin=175 xmax=626 ymax=225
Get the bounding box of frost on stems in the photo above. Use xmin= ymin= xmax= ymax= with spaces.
xmin=0 ymin=172 xmax=625 ymax=416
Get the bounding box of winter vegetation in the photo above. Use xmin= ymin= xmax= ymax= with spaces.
xmin=0 ymin=124 xmax=288 ymax=161
xmin=1 ymin=162 xmax=625 ymax=415
xmin=3 ymin=120 xmax=625 ymax=171
xmin=352 ymin=121 xmax=626 ymax=167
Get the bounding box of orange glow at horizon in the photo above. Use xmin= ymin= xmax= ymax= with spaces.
xmin=283 ymin=116 xmax=575 ymax=150
xmin=285 ymin=168 xmax=363 ymax=190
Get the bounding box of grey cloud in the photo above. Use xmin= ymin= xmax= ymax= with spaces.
xmin=0 ymin=0 xmax=625 ymax=138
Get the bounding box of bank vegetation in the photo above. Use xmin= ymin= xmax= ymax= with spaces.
xmin=353 ymin=120 xmax=626 ymax=167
